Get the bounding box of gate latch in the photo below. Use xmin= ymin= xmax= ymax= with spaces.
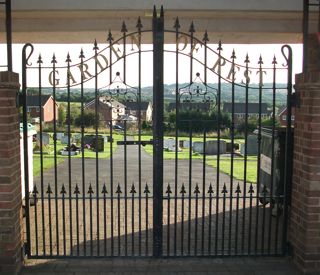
xmin=16 ymin=91 xmax=23 ymax=108
xmin=290 ymin=92 xmax=300 ymax=108
xmin=117 ymin=139 xmax=153 ymax=146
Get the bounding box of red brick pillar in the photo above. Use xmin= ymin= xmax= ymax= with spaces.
xmin=291 ymin=69 xmax=320 ymax=274
xmin=0 ymin=71 xmax=22 ymax=274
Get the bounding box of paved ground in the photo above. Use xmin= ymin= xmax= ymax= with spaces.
xmin=21 ymin=257 xmax=301 ymax=274
xmin=33 ymin=137 xmax=237 ymax=196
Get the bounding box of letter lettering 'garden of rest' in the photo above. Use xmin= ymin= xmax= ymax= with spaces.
xmin=48 ymin=70 xmax=60 ymax=86
xmin=257 ymin=69 xmax=267 ymax=86
xmin=227 ymin=65 xmax=241 ymax=81
xmin=47 ymin=33 xmax=142 ymax=87
xmin=241 ymin=69 xmax=252 ymax=84
xmin=211 ymin=57 xmax=226 ymax=74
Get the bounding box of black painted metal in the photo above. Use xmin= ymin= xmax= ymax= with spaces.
xmin=152 ymin=6 xmax=164 ymax=257
xmin=21 ymin=6 xmax=294 ymax=259
xmin=0 ymin=0 xmax=12 ymax=71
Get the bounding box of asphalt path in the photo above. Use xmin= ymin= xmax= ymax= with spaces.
xmin=34 ymin=137 xmax=245 ymax=197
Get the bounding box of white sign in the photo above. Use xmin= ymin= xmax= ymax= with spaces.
xmin=260 ymin=154 xmax=272 ymax=175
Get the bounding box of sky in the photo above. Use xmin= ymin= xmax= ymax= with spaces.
xmin=0 ymin=43 xmax=303 ymax=88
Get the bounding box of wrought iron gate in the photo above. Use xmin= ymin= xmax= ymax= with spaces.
xmin=22 ymin=6 xmax=293 ymax=258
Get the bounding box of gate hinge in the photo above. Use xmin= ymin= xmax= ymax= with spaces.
xmin=290 ymin=92 xmax=300 ymax=108
xmin=23 ymin=242 xmax=30 ymax=257
xmin=16 ymin=91 xmax=23 ymax=108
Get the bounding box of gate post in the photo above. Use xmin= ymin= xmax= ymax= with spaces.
xmin=0 ymin=71 xmax=22 ymax=274
xmin=152 ymin=6 xmax=164 ymax=257
xmin=290 ymin=34 xmax=320 ymax=274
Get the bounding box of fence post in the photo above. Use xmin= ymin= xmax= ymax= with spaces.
xmin=0 ymin=71 xmax=22 ymax=274
xmin=152 ymin=5 xmax=164 ymax=257
xmin=290 ymin=34 xmax=320 ymax=273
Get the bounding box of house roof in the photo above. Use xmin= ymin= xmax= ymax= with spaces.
xmin=277 ymin=105 xmax=287 ymax=116
xmin=223 ymin=102 xmax=268 ymax=114
xmin=85 ymin=97 xmax=125 ymax=109
xmin=167 ymin=102 xmax=211 ymax=112
xmin=27 ymin=95 xmax=52 ymax=107
xmin=124 ymin=101 xmax=150 ymax=111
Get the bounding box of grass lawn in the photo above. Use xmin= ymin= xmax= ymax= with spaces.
xmin=206 ymin=158 xmax=257 ymax=183
xmin=139 ymin=135 xmax=257 ymax=183
xmin=33 ymin=133 xmax=123 ymax=177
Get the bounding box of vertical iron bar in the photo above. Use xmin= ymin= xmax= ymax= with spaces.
xmin=229 ymin=50 xmax=236 ymax=255
xmin=122 ymin=25 xmax=128 ymax=257
xmin=102 ymin=184 xmax=107 ymax=256
xmin=181 ymin=184 xmax=186 ymax=255
xmin=242 ymin=54 xmax=250 ymax=254
xmin=33 ymin=187 xmax=39 ymax=256
xmin=47 ymin=185 xmax=53 ymax=255
xmin=221 ymin=184 xmax=227 ymax=255
xmin=110 ymin=121 xmax=114 ymax=256
xmin=261 ymin=185 xmax=267 ymax=253
xmin=61 ymin=185 xmax=66 ymax=256
xmin=255 ymin=56 xmax=263 ymax=254
xmin=282 ymin=45 xmax=293 ymax=255
xmin=51 ymin=54 xmax=59 ymax=256
xmin=201 ymin=127 xmax=206 ymax=255
xmin=88 ymin=185 xmax=93 ymax=256
xmin=131 ymin=184 xmax=135 ymax=256
xmin=208 ymin=184 xmax=213 ymax=255
xmin=37 ymin=55 xmax=46 ymax=256
xmin=188 ymin=28 xmax=195 ymax=255
xmin=5 ymin=0 xmax=12 ymax=71
xmin=268 ymin=56 xmax=277 ymax=255
xmin=152 ymin=6 xmax=164 ymax=257
xmin=202 ymin=37 xmax=209 ymax=254
xmin=215 ymin=42 xmax=223 ymax=256
xmin=137 ymin=18 xmax=143 ymax=257
xmin=174 ymin=17 xmax=180 ymax=257
xmin=202 ymin=35 xmax=208 ymax=255
xmin=235 ymin=183 xmax=241 ymax=255
xmin=145 ymin=183 xmax=149 ymax=256
xmin=194 ymin=184 xmax=199 ymax=256
xmin=166 ymin=185 xmax=171 ymax=256
xmin=187 ymin=121 xmax=193 ymax=255
xmin=93 ymin=42 xmax=100 ymax=256
xmin=75 ymin=185 xmax=80 ymax=256
xmin=22 ymin=43 xmax=33 ymax=257
xmin=108 ymin=30 xmax=114 ymax=256
xmin=117 ymin=185 xmax=121 ymax=256
xmin=66 ymin=54 xmax=73 ymax=256
xmin=80 ymin=49 xmax=86 ymax=256
xmin=248 ymin=184 xmax=254 ymax=255
xmin=275 ymin=188 xmax=281 ymax=254
xmin=303 ymin=0 xmax=309 ymax=73
xmin=124 ymin=120 xmax=128 ymax=256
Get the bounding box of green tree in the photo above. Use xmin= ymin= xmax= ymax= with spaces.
xmin=74 ymin=110 xmax=100 ymax=127
xmin=261 ymin=117 xmax=280 ymax=127
xmin=58 ymin=104 xmax=66 ymax=126
xmin=236 ymin=117 xmax=257 ymax=134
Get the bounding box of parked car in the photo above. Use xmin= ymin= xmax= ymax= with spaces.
xmin=112 ymin=124 xmax=124 ymax=131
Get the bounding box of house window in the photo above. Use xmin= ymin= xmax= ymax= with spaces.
xmin=291 ymin=115 xmax=295 ymax=120
xmin=282 ymin=115 xmax=286 ymax=120
xmin=27 ymin=107 xmax=31 ymax=112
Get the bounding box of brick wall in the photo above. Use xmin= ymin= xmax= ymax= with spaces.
xmin=291 ymin=71 xmax=320 ymax=274
xmin=0 ymin=72 xmax=22 ymax=275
